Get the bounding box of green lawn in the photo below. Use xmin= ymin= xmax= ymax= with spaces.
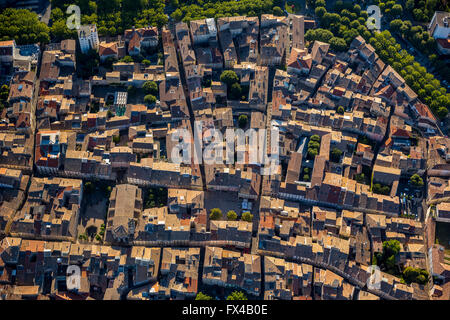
xmin=435 ymin=222 xmax=450 ymax=253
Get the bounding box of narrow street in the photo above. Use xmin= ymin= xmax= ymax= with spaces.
xmin=172 ymin=28 xmax=207 ymax=190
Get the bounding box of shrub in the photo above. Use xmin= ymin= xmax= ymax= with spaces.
xmin=310 ymin=135 xmax=320 ymax=142
xmin=331 ymin=147 xmax=343 ymax=162
xmin=220 ymin=70 xmax=239 ymax=86
xmin=227 ymin=210 xmax=238 ymax=221
xmin=230 ymin=82 xmax=242 ymax=100
xmin=143 ymin=81 xmax=158 ymax=95
xmin=121 ymin=56 xmax=133 ymax=63
xmin=409 ymin=174 xmax=424 ymax=187
xmin=195 ymin=292 xmax=213 ymax=300
xmin=210 ymin=208 xmax=222 ymax=220
xmin=238 ymin=114 xmax=248 ymax=128
xmin=144 ymin=94 xmax=157 ymax=105
xmin=242 ymin=211 xmax=253 ymax=222
xmin=227 ymin=291 xmax=247 ymax=300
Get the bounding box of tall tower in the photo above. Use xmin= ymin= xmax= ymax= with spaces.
xmin=77 ymin=24 xmax=99 ymax=54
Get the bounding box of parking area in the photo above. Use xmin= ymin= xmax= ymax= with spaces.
xmin=78 ymin=189 xmax=109 ymax=242
xmin=397 ymin=179 xmax=424 ymax=220
xmin=435 ymin=222 xmax=450 ymax=254
xmin=204 ymin=191 xmax=256 ymax=220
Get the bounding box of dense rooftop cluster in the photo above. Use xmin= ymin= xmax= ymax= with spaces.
xmin=0 ymin=5 xmax=449 ymax=301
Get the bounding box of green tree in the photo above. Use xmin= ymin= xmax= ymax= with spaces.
xmin=171 ymin=9 xmax=183 ymax=22
xmin=437 ymin=107 xmax=448 ymax=119
xmin=227 ymin=291 xmax=248 ymax=300
xmin=143 ymin=81 xmax=158 ymax=95
xmin=210 ymin=208 xmax=222 ymax=220
xmin=195 ymin=292 xmax=213 ymax=300
xmin=220 ymin=70 xmax=239 ymax=86
xmin=0 ymin=85 xmax=9 ymax=104
xmin=121 ymin=55 xmax=134 ymax=63
xmin=144 ymin=94 xmax=157 ymax=105
xmin=79 ymin=233 xmax=88 ymax=241
xmin=308 ymin=147 xmax=318 ymax=158
xmin=127 ymin=85 xmax=138 ymax=95
xmin=383 ymin=240 xmax=401 ymax=258
xmin=409 ymin=174 xmax=424 ymax=187
xmin=84 ymin=181 xmax=95 ymax=193
xmin=390 ymin=4 xmax=403 ymax=17
xmin=50 ymin=7 xmax=65 ymax=22
xmin=405 ymin=0 xmax=414 ymax=11
xmin=272 ymin=6 xmax=284 ymax=16
xmin=331 ymin=148 xmax=343 ymax=163
xmin=227 ymin=210 xmax=238 ymax=221
xmin=337 ymin=106 xmax=345 ymax=114
xmin=241 ymin=211 xmax=253 ymax=223
xmin=51 ymin=19 xmax=76 ymax=41
xmin=0 ymin=8 xmax=50 ymax=45
xmin=308 ymin=140 xmax=320 ymax=149
xmin=373 ymin=183 xmax=390 ymax=195
xmin=230 ymin=82 xmax=242 ymax=100
xmin=310 ymin=135 xmax=320 ymax=142
xmin=355 ymin=173 xmax=365 ymax=183
xmin=315 ymin=6 xmax=327 ymax=19
xmin=403 ymin=267 xmax=429 ymax=285
xmin=238 ymin=114 xmax=248 ymax=129
xmin=305 ymin=28 xmax=333 ymax=43
xmin=390 ymin=19 xmax=403 ymax=33
xmin=315 ymin=0 xmax=326 ymax=8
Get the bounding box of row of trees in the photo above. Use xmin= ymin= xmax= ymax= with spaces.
xmin=330 ymin=147 xmax=343 ymax=163
xmin=372 ymin=183 xmax=391 ymax=196
xmin=390 ymin=19 xmax=436 ymax=55
xmin=170 ymin=0 xmax=280 ymax=22
xmin=309 ymin=1 xmax=448 ymax=120
xmin=374 ymin=239 xmax=401 ymax=274
xmin=220 ymin=70 xmax=249 ymax=101
xmin=209 ymin=208 xmax=253 ymax=223
xmin=409 ymin=173 xmax=424 ymax=187
xmin=142 ymin=80 xmax=159 ymax=106
xmin=403 ymin=0 xmax=449 ymax=23
xmin=145 ymin=187 xmax=168 ymax=209
xmin=307 ymin=134 xmax=321 ymax=159
xmin=368 ymin=31 xmax=449 ymax=119
xmin=389 ymin=18 xmax=449 ymax=86
xmin=0 ymin=8 xmax=50 ymax=44
xmin=374 ymin=239 xmax=430 ymax=285
xmin=196 ymin=290 xmax=248 ymax=300
xmin=0 ymin=85 xmax=9 ymax=113
xmin=50 ymin=0 xmax=168 ymax=40
xmin=307 ymin=2 xmax=370 ymax=52
xmin=372 ymin=0 xmax=404 ymax=18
